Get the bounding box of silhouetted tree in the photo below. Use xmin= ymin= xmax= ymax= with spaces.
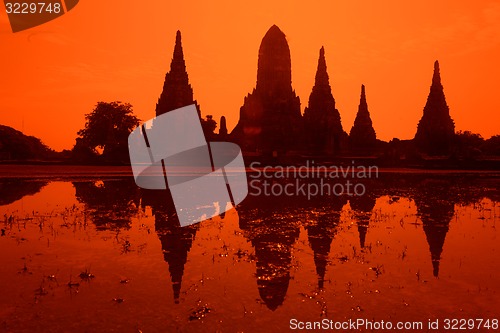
xmin=201 ymin=115 xmax=217 ymax=139
xmin=72 ymin=179 xmax=141 ymax=229
xmin=454 ymin=131 xmax=484 ymax=158
xmin=482 ymin=135 xmax=500 ymax=156
xmin=0 ymin=125 xmax=55 ymax=160
xmin=74 ymin=101 xmax=140 ymax=164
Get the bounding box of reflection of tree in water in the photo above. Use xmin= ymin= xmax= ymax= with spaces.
xmin=0 ymin=179 xmax=48 ymax=206
xmin=304 ymin=196 xmax=347 ymax=289
xmin=239 ymin=196 xmax=301 ymax=310
xmin=72 ymin=179 xmax=140 ymax=229
xmin=349 ymin=194 xmax=377 ymax=249
xmin=142 ymin=190 xmax=199 ymax=304
xmin=412 ymin=179 xmax=456 ymax=278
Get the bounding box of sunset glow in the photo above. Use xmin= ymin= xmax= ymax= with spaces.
xmin=1 ymin=0 xmax=499 ymax=150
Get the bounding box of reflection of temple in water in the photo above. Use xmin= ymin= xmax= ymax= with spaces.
xmin=412 ymin=180 xmax=455 ymax=277
xmin=304 ymin=197 xmax=347 ymax=289
xmin=350 ymin=194 xmax=377 ymax=249
xmin=239 ymin=195 xmax=301 ymax=310
xmin=142 ymin=190 xmax=199 ymax=304
xmin=155 ymin=212 xmax=198 ymax=304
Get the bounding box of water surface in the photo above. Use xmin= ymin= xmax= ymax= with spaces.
xmin=0 ymin=168 xmax=498 ymax=332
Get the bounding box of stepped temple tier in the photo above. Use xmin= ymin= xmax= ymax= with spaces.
xmin=414 ymin=61 xmax=455 ymax=155
xmin=231 ymin=25 xmax=303 ymax=155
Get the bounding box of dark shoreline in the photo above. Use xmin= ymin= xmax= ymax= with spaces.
xmin=0 ymin=164 xmax=499 ymax=180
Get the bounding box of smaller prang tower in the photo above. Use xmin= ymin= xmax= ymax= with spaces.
xmin=349 ymin=84 xmax=377 ymax=154
xmin=155 ymin=31 xmax=201 ymax=117
xmin=303 ymin=47 xmax=346 ymax=155
xmin=414 ymin=61 xmax=455 ymax=155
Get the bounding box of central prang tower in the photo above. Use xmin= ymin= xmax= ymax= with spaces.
xmin=231 ymin=25 xmax=303 ymax=154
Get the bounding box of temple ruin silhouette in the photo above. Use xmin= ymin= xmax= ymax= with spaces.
xmin=414 ymin=61 xmax=455 ymax=155
xmin=349 ymin=85 xmax=377 ymax=154
xmin=156 ymin=31 xmax=201 ymax=118
xmin=231 ymin=25 xmax=303 ymax=154
xmin=155 ymin=30 xmax=217 ymax=139
xmin=152 ymin=26 xmax=466 ymax=159
xmin=219 ymin=115 xmax=228 ymax=138
xmin=303 ymin=47 xmax=347 ymax=155
xmin=122 ymin=27 xmax=496 ymax=306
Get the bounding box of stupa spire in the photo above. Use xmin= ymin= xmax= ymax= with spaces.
xmin=414 ymin=60 xmax=455 ymax=155
xmin=303 ymin=47 xmax=345 ymax=154
xmin=219 ymin=116 xmax=228 ymax=136
xmin=156 ymin=30 xmax=200 ymax=117
xmin=360 ymin=84 xmax=366 ymax=105
xmin=314 ymin=46 xmax=329 ymax=87
xmin=432 ymin=60 xmax=441 ymax=86
xmin=168 ymin=31 xmax=187 ymax=78
xmin=349 ymin=84 xmax=377 ymax=153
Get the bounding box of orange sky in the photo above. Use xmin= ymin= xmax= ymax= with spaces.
xmin=1 ymin=0 xmax=499 ymax=151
